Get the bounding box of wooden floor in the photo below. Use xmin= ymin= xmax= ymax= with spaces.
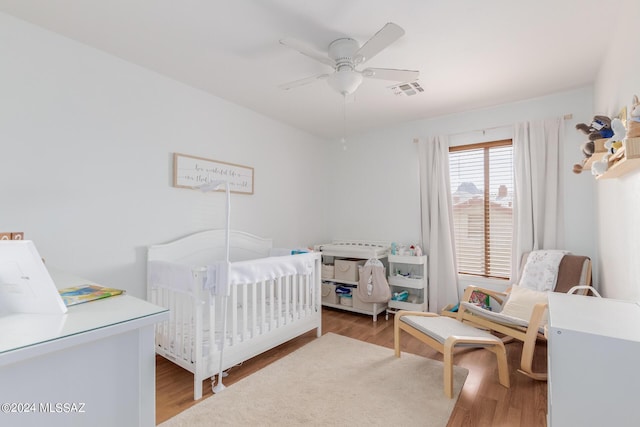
xmin=156 ymin=307 xmax=548 ymax=426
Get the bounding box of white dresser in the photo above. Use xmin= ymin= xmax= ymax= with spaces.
xmin=0 ymin=270 xmax=168 ymax=427
xmin=547 ymin=292 xmax=640 ymax=427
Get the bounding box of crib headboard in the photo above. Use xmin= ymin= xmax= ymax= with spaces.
xmin=148 ymin=229 xmax=273 ymax=266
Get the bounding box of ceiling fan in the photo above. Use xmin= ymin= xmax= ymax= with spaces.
xmin=279 ymin=22 xmax=419 ymax=96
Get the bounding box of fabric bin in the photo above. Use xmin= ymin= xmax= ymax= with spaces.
xmin=334 ymin=259 xmax=366 ymax=282
xmin=340 ymin=294 xmax=353 ymax=307
xmin=352 ymin=292 xmax=381 ymax=312
xmin=321 ymin=264 xmax=335 ymax=280
xmin=321 ymin=283 xmax=339 ymax=305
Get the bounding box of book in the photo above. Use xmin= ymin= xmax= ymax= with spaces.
xmin=58 ymin=284 xmax=125 ymax=307
xmin=469 ymin=289 xmax=492 ymax=311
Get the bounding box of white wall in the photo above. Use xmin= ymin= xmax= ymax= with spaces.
xmin=328 ymin=87 xmax=598 ymax=292
xmin=592 ymin=1 xmax=640 ymax=299
xmin=0 ymin=13 xmax=329 ymax=298
xmin=3 ymin=9 xmax=625 ymax=302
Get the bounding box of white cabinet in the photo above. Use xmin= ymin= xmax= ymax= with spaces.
xmin=547 ymin=293 xmax=640 ymax=427
xmin=0 ymin=293 xmax=168 ymax=427
xmin=386 ymin=254 xmax=428 ymax=319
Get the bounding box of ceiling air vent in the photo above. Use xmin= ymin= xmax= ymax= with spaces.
xmin=389 ymin=81 xmax=424 ymax=97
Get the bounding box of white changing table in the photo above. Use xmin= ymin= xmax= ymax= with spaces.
xmin=0 ymin=269 xmax=168 ymax=427
xmin=316 ymin=241 xmax=390 ymax=321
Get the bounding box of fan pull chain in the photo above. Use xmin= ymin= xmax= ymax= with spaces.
xmin=341 ymin=94 xmax=348 ymax=151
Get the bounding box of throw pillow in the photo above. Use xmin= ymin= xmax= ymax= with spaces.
xmin=501 ymin=285 xmax=549 ymax=324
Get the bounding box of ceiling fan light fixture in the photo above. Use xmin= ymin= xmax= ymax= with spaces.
xmin=327 ymin=70 xmax=363 ymax=96
xmin=279 ymin=23 xmax=418 ymax=97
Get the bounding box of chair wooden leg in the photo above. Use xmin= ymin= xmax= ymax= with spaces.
xmin=443 ymin=338 xmax=455 ymax=398
xmin=518 ymin=302 xmax=548 ymax=381
xmin=394 ymin=313 xmax=402 ymax=358
xmin=490 ymin=343 xmax=511 ymax=388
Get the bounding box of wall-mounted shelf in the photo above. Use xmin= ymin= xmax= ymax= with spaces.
xmin=583 ymin=137 xmax=640 ymax=179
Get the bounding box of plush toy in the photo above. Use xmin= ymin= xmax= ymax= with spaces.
xmin=628 ymin=95 xmax=640 ymax=138
xmin=572 ymin=158 xmax=587 ymax=174
xmin=591 ymin=154 xmax=610 ymax=177
xmin=576 ymin=115 xmax=614 ymax=141
xmin=579 ymin=140 xmax=595 ymax=158
xmin=605 ymin=118 xmax=627 ymax=154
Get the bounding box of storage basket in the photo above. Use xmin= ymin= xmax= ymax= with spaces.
xmin=321 ymin=283 xmax=339 ymax=305
xmin=321 ymin=264 xmax=335 ymax=280
xmin=352 ymin=292 xmax=379 ymax=311
xmin=334 ymin=259 xmax=366 ymax=282
xmin=340 ymin=294 xmax=353 ymax=307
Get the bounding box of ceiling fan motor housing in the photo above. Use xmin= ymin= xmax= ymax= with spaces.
xmin=328 ymin=38 xmax=360 ymax=68
xmin=327 ymin=38 xmax=363 ymax=95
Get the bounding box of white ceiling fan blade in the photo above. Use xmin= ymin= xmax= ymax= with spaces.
xmin=355 ymin=22 xmax=405 ymax=64
xmin=278 ymin=74 xmax=329 ymax=90
xmin=279 ymin=38 xmax=335 ymax=67
xmin=362 ymin=68 xmax=419 ymax=82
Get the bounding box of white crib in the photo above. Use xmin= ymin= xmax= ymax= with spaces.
xmin=147 ymin=229 xmax=322 ymax=400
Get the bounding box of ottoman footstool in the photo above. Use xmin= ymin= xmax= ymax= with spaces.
xmin=394 ymin=311 xmax=510 ymax=398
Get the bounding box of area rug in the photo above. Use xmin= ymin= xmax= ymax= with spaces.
xmin=160 ymin=333 xmax=468 ymax=426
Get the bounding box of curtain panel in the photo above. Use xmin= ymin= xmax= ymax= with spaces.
xmin=512 ymin=117 xmax=565 ymax=278
xmin=417 ymin=136 xmax=459 ymax=312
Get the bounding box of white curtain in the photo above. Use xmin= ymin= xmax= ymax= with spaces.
xmin=512 ymin=117 xmax=565 ymax=277
xmin=417 ymin=136 xmax=459 ymax=313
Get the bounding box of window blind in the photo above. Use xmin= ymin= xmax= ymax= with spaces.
xmin=449 ymin=140 xmax=513 ymax=279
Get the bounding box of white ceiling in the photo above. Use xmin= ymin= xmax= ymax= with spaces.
xmin=0 ymin=0 xmax=625 ymax=139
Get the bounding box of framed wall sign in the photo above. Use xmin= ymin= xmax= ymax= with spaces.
xmin=173 ymin=153 xmax=254 ymax=194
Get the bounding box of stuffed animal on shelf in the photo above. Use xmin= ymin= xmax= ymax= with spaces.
xmin=576 ymin=115 xmax=614 ymax=141
xmin=628 ymin=95 xmax=640 ymax=138
xmin=572 ymin=159 xmax=587 ymax=174
xmin=605 ymin=118 xmax=627 ymax=154
xmin=573 ymin=115 xmax=615 ymax=174
xmin=579 ymin=140 xmax=595 ymax=159
xmin=591 ymin=154 xmax=610 ymax=177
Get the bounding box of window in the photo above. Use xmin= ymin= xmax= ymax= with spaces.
xmin=449 ymin=140 xmax=513 ymax=279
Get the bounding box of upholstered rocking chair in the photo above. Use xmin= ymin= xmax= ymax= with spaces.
xmin=455 ymin=251 xmax=593 ymax=381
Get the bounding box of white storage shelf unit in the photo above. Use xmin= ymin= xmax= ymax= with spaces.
xmin=386 ymin=254 xmax=428 ymax=318
xmin=316 ymin=241 xmax=390 ymax=322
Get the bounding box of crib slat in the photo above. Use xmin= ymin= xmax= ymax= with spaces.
xmin=269 ymin=279 xmax=275 ymax=331
xmin=242 ymin=283 xmax=248 ymax=341
xmin=231 ymin=285 xmax=238 ymax=346
xmin=304 ymin=275 xmax=313 ymax=316
xmin=298 ymin=276 xmax=307 ymax=319
xmin=277 ymin=277 xmax=283 ymax=328
xmin=260 ymin=281 xmax=266 ymax=334
xmin=251 ymin=281 xmax=257 ymax=338
xmin=209 ymin=290 xmax=216 ymax=353
xmin=282 ymin=276 xmax=293 ymax=325
xmin=181 ymin=293 xmax=187 ymax=361
xmin=300 ymin=275 xmax=306 ymax=317
xmin=292 ymin=275 xmax=297 ymax=319
xmin=169 ymin=292 xmax=178 ymax=359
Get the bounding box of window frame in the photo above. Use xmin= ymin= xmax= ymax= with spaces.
xmin=449 ymin=139 xmax=513 ymax=279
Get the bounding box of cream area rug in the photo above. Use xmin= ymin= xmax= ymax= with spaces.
xmin=160 ymin=333 xmax=468 ymax=426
